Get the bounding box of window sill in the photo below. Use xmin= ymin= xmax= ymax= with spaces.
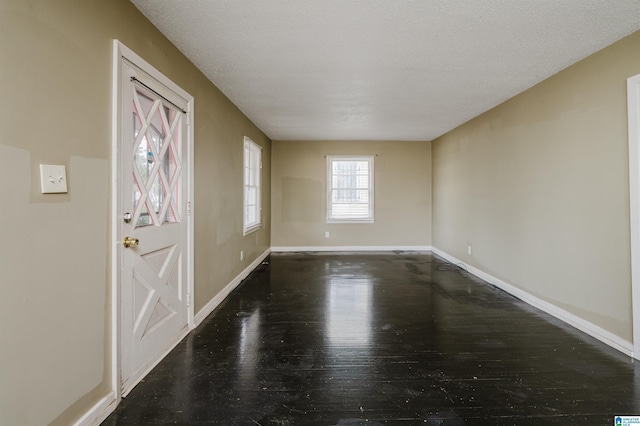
xmin=243 ymin=224 xmax=262 ymax=236
xmin=327 ymin=219 xmax=374 ymax=224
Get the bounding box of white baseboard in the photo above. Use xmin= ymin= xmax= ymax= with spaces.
xmin=431 ymin=247 xmax=634 ymax=357
xmin=194 ymin=248 xmax=271 ymax=326
xmin=73 ymin=390 xmax=117 ymax=426
xmin=271 ymin=245 xmax=432 ymax=253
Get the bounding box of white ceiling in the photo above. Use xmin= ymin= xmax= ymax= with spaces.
xmin=130 ymin=1 xmax=640 ymax=141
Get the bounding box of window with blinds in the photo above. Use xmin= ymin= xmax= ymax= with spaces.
xmin=243 ymin=136 xmax=262 ymax=234
xmin=327 ymin=155 xmax=374 ymax=223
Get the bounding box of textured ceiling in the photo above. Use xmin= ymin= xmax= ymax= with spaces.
xmin=130 ymin=1 xmax=640 ymax=141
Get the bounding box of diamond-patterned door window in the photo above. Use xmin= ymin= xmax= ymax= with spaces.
xmin=131 ymin=88 xmax=182 ymax=228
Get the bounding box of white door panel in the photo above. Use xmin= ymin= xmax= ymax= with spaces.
xmin=119 ymin=58 xmax=191 ymax=393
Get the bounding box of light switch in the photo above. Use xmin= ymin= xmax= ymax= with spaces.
xmin=40 ymin=164 xmax=68 ymax=194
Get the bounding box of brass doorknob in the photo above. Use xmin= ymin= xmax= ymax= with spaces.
xmin=123 ymin=236 xmax=139 ymax=248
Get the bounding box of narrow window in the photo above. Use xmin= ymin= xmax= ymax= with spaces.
xmin=327 ymin=155 xmax=374 ymax=223
xmin=243 ymin=136 xmax=262 ymax=234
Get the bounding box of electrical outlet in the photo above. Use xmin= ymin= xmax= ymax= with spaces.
xmin=40 ymin=164 xmax=68 ymax=193
xmin=467 ymin=244 xmax=472 ymax=255
xmin=240 ymin=250 xmax=244 ymax=261
xmin=325 ymin=231 xmax=330 ymax=238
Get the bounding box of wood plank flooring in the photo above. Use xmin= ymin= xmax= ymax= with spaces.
xmin=103 ymin=252 xmax=640 ymax=425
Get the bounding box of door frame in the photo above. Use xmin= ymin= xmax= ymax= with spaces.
xmin=111 ymin=40 xmax=195 ymax=399
xmin=627 ymin=72 xmax=640 ymax=361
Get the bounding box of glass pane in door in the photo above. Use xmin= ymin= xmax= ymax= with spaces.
xmin=131 ymin=88 xmax=182 ymax=228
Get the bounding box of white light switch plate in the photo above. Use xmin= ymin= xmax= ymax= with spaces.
xmin=40 ymin=164 xmax=68 ymax=193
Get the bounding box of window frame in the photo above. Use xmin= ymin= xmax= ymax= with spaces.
xmin=243 ymin=136 xmax=262 ymax=235
xmin=326 ymin=155 xmax=375 ymax=224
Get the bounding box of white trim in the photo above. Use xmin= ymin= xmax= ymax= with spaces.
xmin=271 ymin=246 xmax=432 ymax=253
xmin=194 ymin=248 xmax=272 ymax=326
xmin=110 ymin=39 xmax=122 ymax=404
xmin=327 ymin=155 xmax=375 ymax=223
xmin=431 ymin=247 xmax=634 ymax=358
xmin=628 ymin=73 xmax=640 ymax=361
xmin=72 ymin=391 xmax=117 ymax=426
xmin=243 ymin=136 xmax=262 ymax=235
xmin=187 ymin=90 xmax=196 ymax=331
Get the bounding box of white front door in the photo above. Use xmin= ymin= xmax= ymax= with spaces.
xmin=116 ymin=50 xmax=193 ymax=394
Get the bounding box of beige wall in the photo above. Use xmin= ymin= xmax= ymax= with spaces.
xmin=272 ymin=140 xmax=431 ymax=248
xmin=432 ymin=31 xmax=640 ymax=342
xmin=0 ymin=1 xmax=270 ymax=424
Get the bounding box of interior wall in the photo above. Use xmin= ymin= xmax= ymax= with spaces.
xmin=0 ymin=1 xmax=270 ymax=424
xmin=432 ymin=30 xmax=640 ymax=343
xmin=271 ymin=140 xmax=431 ymax=248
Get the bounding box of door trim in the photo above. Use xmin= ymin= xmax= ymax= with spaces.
xmin=111 ymin=40 xmax=195 ymax=400
xmin=627 ymin=72 xmax=640 ymax=361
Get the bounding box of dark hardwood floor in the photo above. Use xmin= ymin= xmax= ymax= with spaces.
xmin=103 ymin=252 xmax=640 ymax=425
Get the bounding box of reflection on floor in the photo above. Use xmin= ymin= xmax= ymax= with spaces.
xmin=103 ymin=252 xmax=640 ymax=425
